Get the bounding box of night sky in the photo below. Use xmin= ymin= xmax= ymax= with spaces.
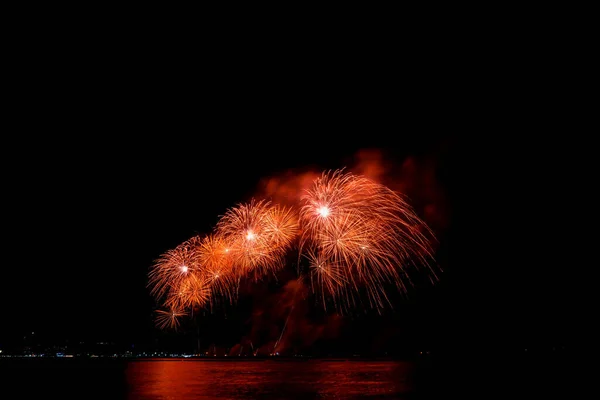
xmin=0 ymin=58 xmax=584 ymax=360
xmin=1 ymin=128 xmax=581 ymax=359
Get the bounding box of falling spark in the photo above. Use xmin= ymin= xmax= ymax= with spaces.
xmin=155 ymin=307 xmax=187 ymax=331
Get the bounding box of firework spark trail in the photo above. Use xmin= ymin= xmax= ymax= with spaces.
xmin=155 ymin=307 xmax=186 ymax=331
xmin=148 ymin=237 xmax=203 ymax=301
xmin=298 ymin=169 xmax=437 ymax=312
xmin=273 ymin=303 xmax=293 ymax=355
xmin=215 ymin=198 xmax=278 ymax=278
xmin=215 ymin=199 xmax=299 ymax=280
xmin=164 ymin=272 xmax=212 ymax=311
xmin=196 ymin=233 xmax=239 ymax=307
xmin=272 ymin=277 xmax=303 ymax=354
xmin=262 ymin=204 xmax=299 ymax=253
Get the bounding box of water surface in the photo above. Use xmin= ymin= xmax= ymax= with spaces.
xmin=126 ymin=359 xmax=416 ymax=399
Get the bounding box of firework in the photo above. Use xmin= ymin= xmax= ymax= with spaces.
xmin=196 ymin=233 xmax=239 ymax=306
xmin=164 ymin=271 xmax=212 ymax=311
xmin=154 ymin=307 xmax=187 ymax=331
xmin=215 ymin=199 xmax=299 ymax=279
xmin=304 ymin=248 xmax=348 ymax=309
xmin=262 ymin=204 xmax=299 ymax=253
xmin=148 ymin=236 xmax=203 ymax=301
xmin=148 ymin=167 xmax=438 ymax=330
xmin=298 ymin=169 xmax=437 ymax=312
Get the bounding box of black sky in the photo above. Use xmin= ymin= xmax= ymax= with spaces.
xmin=0 ymin=35 xmax=587 ymax=359
xmin=1 ymin=129 xmax=582 ymax=358
xmin=1 ymin=133 xmax=455 ymax=349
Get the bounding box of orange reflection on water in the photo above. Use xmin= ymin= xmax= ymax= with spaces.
xmin=126 ymin=359 xmax=416 ymax=399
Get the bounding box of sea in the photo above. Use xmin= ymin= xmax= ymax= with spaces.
xmin=0 ymin=352 xmax=575 ymax=399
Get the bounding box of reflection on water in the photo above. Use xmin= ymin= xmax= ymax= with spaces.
xmin=126 ymin=359 xmax=416 ymax=399
xmin=1 ymin=358 xmax=434 ymax=399
xmin=1 ymin=351 xmax=576 ymax=399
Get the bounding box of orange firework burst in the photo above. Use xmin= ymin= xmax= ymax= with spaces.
xmin=148 ymin=236 xmax=226 ymax=328
xmin=148 ymin=237 xmax=202 ymax=301
xmin=215 ymin=199 xmax=299 ymax=279
xmin=164 ymin=271 xmax=212 ymax=311
xmin=262 ymin=204 xmax=299 ymax=253
xmin=196 ymin=233 xmax=239 ymax=306
xmin=154 ymin=307 xmax=187 ymax=331
xmin=298 ymin=169 xmax=437 ymax=312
